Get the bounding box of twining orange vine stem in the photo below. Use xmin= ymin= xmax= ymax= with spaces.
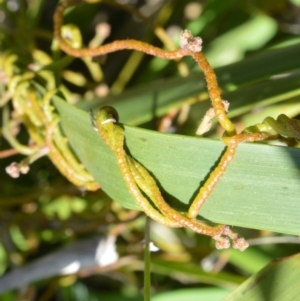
xmin=94 ymin=107 xmax=248 ymax=250
xmin=190 ymin=53 xmax=236 ymax=135
xmin=188 ymin=132 xmax=269 ymax=217
xmin=54 ymin=2 xmax=189 ymax=58
xmin=46 ymin=119 xmax=99 ymax=191
xmin=53 ymin=0 xmax=236 ymax=136
xmin=188 ymin=144 xmax=238 ymax=218
xmin=53 ymin=0 xmax=270 ymax=250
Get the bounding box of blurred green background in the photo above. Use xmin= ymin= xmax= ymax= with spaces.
xmin=1 ymin=0 xmax=300 ymax=300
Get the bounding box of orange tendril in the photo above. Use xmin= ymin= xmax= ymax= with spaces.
xmin=54 ymin=0 xmax=275 ymax=250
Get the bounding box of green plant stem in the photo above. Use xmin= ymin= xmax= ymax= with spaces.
xmin=144 ymin=217 xmax=151 ymax=301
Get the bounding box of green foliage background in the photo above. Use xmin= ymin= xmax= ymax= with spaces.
xmin=1 ymin=0 xmax=300 ymax=300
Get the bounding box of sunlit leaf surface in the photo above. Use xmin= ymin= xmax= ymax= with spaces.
xmin=55 ymin=96 xmax=300 ymax=235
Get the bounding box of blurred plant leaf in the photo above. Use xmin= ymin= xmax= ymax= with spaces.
xmin=206 ymin=14 xmax=277 ymax=67
xmin=150 ymin=259 xmax=244 ymax=288
xmin=187 ymin=69 xmax=300 ymax=132
xmin=227 ymin=248 xmax=272 ymax=275
xmin=223 ymin=252 xmax=300 ymax=300
xmin=153 ymin=288 xmax=230 ymax=301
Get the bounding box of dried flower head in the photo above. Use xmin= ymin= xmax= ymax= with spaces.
xmin=6 ymin=162 xmax=29 ymax=178
xmin=180 ymin=29 xmax=202 ymax=52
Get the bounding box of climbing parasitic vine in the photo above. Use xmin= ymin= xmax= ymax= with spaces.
xmin=52 ymin=0 xmax=300 ymax=250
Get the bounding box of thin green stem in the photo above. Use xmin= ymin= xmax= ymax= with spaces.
xmin=144 ymin=217 xmax=151 ymax=301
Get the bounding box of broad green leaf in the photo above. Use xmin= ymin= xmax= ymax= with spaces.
xmin=54 ymin=96 xmax=300 ymax=235
xmin=223 ymin=252 xmax=300 ymax=301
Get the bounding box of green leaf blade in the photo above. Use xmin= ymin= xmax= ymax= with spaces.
xmin=54 ymin=97 xmax=300 ymax=235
